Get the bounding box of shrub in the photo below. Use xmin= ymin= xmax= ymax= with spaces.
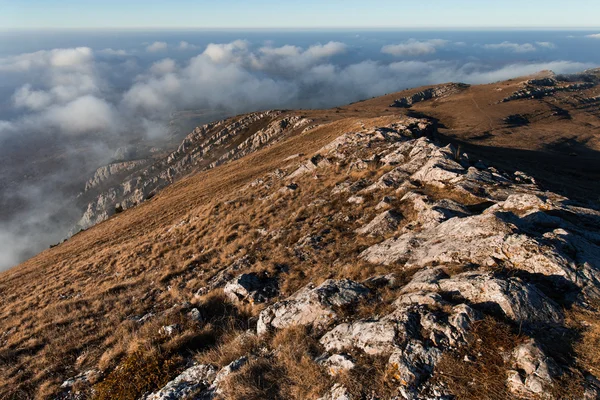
xmin=93 ymin=349 xmax=181 ymax=400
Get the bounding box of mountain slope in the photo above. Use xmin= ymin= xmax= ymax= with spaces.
xmin=1 ymin=70 xmax=600 ymax=399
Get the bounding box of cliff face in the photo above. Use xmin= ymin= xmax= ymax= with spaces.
xmin=2 ymin=70 xmax=600 ymax=399
xmin=75 ymin=111 xmax=312 ymax=231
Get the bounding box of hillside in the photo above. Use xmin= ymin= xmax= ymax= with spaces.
xmin=1 ymin=69 xmax=600 ymax=399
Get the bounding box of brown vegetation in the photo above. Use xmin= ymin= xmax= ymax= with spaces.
xmin=0 ymin=72 xmax=599 ymax=398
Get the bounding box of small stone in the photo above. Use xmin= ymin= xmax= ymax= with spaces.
xmin=159 ymin=324 xmax=180 ymax=336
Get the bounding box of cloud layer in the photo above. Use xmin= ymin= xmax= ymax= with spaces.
xmin=381 ymin=39 xmax=449 ymax=56
xmin=0 ymin=36 xmax=596 ymax=270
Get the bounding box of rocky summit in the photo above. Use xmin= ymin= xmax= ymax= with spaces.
xmin=1 ymin=70 xmax=600 ymax=400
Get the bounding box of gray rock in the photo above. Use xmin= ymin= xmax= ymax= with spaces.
xmin=356 ymin=210 xmax=403 ymax=236
xmin=319 ymin=354 xmax=356 ymax=376
xmin=257 ymin=279 xmax=369 ymax=335
xmin=318 ymin=384 xmax=353 ymax=400
xmin=506 ymin=339 xmax=557 ymax=396
xmin=223 ymin=273 xmax=277 ymax=304
xmin=143 ymin=364 xmax=218 ymax=400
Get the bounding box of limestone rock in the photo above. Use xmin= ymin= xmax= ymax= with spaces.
xmin=319 ymin=354 xmax=356 ymax=376
xmin=506 ymin=339 xmax=557 ymax=396
xmin=223 ymin=273 xmax=277 ymax=304
xmin=356 ymin=210 xmax=403 ymax=236
xmin=318 ymin=384 xmax=353 ymax=400
xmin=257 ymin=279 xmax=369 ymax=335
xmin=143 ymin=364 xmax=217 ymax=400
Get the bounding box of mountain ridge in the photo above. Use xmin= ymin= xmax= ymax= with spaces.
xmin=1 ymin=69 xmax=600 ymax=399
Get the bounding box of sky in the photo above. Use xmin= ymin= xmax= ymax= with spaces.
xmin=2 ymin=0 xmax=600 ymax=30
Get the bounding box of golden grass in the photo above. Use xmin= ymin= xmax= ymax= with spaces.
xmin=432 ymin=317 xmax=522 ymax=400
xmin=219 ymin=326 xmax=331 ymax=400
xmin=1 ymin=78 xmax=600 ymax=398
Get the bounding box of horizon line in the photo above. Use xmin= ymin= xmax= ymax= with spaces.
xmin=1 ymin=26 xmax=600 ymax=32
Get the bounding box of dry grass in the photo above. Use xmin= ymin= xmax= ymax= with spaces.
xmin=1 ymin=75 xmax=600 ymax=398
xmin=219 ymin=326 xmax=331 ymax=400
xmin=568 ymin=305 xmax=600 ymax=379
xmin=93 ymin=349 xmax=182 ymax=400
xmin=432 ymin=317 xmax=522 ymax=400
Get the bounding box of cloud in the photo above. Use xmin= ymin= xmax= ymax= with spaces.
xmin=150 ymin=58 xmax=177 ymax=75
xmin=12 ymin=84 xmax=54 ymax=111
xmin=146 ymin=41 xmax=168 ymax=52
xmin=536 ymin=41 xmax=556 ymax=49
xmin=381 ymin=39 xmax=449 ymax=57
xmin=586 ymin=33 xmax=600 ymax=39
xmin=0 ymin=47 xmax=93 ymax=72
xmin=483 ymin=41 xmax=537 ymax=53
xmin=41 ymin=95 xmax=116 ymax=135
xmin=203 ymin=40 xmax=249 ymax=63
xmin=178 ymin=41 xmax=199 ymax=50
xmin=98 ymin=48 xmax=128 ymax=56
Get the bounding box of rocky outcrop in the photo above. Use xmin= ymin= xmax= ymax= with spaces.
xmin=142 ymin=364 xmax=217 ymax=400
xmin=75 ymin=112 xmax=312 ymax=232
xmin=257 ymin=279 xmax=369 ymax=335
xmin=58 ymin=113 xmax=600 ymax=399
xmin=142 ymin=357 xmax=249 ymax=400
xmin=223 ymin=273 xmax=278 ymax=304
xmin=502 ymin=82 xmax=596 ymax=102
xmin=84 ymin=160 xmax=150 ymax=192
xmin=390 ymin=83 xmax=470 ymax=108
xmin=506 ymin=339 xmax=557 ymax=397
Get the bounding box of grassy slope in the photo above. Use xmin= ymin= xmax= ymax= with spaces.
xmin=1 ymin=73 xmax=599 ymax=398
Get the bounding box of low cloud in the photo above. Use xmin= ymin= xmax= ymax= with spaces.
xmin=483 ymin=41 xmax=537 ymax=53
xmin=381 ymin=39 xmax=449 ymax=57
xmin=41 ymin=95 xmax=117 ymax=135
xmin=586 ymin=33 xmax=600 ymax=39
xmin=0 ymin=47 xmax=93 ymax=72
xmin=146 ymin=41 xmax=168 ymax=52
xmin=98 ymin=48 xmax=128 ymax=56
xmin=536 ymin=41 xmax=556 ymax=49
xmin=178 ymin=41 xmax=199 ymax=50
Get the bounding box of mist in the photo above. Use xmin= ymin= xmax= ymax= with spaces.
xmin=0 ymin=29 xmax=599 ymax=270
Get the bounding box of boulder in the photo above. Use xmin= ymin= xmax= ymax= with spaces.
xmin=223 ymin=273 xmax=277 ymax=304
xmin=355 ymin=210 xmax=403 ymax=236
xmin=319 ymin=354 xmax=356 ymax=376
xmin=506 ymin=339 xmax=557 ymax=396
xmin=318 ymin=384 xmax=353 ymax=400
xmin=257 ymin=279 xmax=369 ymax=335
xmin=143 ymin=364 xmax=218 ymax=400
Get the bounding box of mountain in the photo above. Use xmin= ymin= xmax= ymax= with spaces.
xmin=1 ymin=69 xmax=600 ymax=399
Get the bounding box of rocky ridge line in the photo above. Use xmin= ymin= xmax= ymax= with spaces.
xmin=75 ymin=111 xmax=312 ymax=232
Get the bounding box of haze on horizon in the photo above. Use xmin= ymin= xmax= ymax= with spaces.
xmin=1 ymin=0 xmax=600 ymax=30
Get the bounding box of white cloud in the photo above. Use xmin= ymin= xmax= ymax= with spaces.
xmin=203 ymin=40 xmax=250 ymax=63
xmin=41 ymin=95 xmax=116 ymax=135
xmin=303 ymin=41 xmax=347 ymax=59
xmin=50 ymin=47 xmax=93 ymax=67
xmin=483 ymin=41 xmax=537 ymax=53
xmin=586 ymin=33 xmax=600 ymax=39
xmin=150 ymin=58 xmax=177 ymax=75
xmin=98 ymin=48 xmax=128 ymax=56
xmin=536 ymin=41 xmax=556 ymax=49
xmin=146 ymin=41 xmax=168 ymax=52
xmin=178 ymin=41 xmax=199 ymax=50
xmin=12 ymin=84 xmax=54 ymax=111
xmin=0 ymin=47 xmax=94 ymax=72
xmin=381 ymin=39 xmax=449 ymax=57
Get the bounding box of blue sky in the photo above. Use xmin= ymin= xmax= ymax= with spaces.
xmin=2 ymin=0 xmax=600 ymax=29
